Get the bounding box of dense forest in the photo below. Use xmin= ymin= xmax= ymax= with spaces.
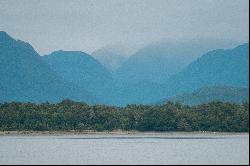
xmin=0 ymin=100 xmax=248 ymax=132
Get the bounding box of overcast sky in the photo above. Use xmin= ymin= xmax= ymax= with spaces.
xmin=0 ymin=0 xmax=249 ymax=55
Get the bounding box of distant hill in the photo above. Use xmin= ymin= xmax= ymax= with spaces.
xmin=43 ymin=50 xmax=112 ymax=101
xmin=91 ymin=46 xmax=128 ymax=72
xmin=159 ymin=86 xmax=249 ymax=105
xmin=163 ymin=43 xmax=249 ymax=98
xmin=0 ymin=31 xmax=94 ymax=103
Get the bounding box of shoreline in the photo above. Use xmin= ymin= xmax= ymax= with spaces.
xmin=0 ymin=130 xmax=249 ymax=136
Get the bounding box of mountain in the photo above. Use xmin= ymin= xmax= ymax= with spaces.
xmin=0 ymin=31 xmax=94 ymax=103
xmin=163 ymin=43 xmax=249 ymax=98
xmin=159 ymin=86 xmax=249 ymax=105
xmin=91 ymin=46 xmax=128 ymax=72
xmin=114 ymin=39 xmax=239 ymax=85
xmin=43 ymin=50 xmax=112 ymax=101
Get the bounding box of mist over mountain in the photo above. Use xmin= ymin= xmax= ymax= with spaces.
xmin=91 ymin=46 xmax=129 ymax=72
xmin=160 ymin=86 xmax=249 ymax=106
xmin=0 ymin=31 xmax=94 ymax=103
xmin=114 ymin=39 xmax=240 ymax=85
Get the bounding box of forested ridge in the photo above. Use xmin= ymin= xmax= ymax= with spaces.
xmin=0 ymin=100 xmax=248 ymax=132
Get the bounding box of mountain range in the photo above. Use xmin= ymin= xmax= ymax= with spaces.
xmin=0 ymin=31 xmax=249 ymax=105
xmin=110 ymin=42 xmax=249 ymax=105
xmin=114 ymin=39 xmax=241 ymax=85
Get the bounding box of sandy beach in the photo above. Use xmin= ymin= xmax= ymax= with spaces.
xmin=0 ymin=130 xmax=248 ymax=137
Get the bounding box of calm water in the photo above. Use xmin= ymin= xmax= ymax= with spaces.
xmin=0 ymin=134 xmax=249 ymax=165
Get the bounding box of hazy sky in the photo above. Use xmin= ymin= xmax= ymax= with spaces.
xmin=0 ymin=0 xmax=249 ymax=55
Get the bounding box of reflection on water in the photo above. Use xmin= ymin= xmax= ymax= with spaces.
xmin=0 ymin=134 xmax=249 ymax=165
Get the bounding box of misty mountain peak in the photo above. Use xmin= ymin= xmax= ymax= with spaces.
xmin=92 ymin=46 xmax=128 ymax=72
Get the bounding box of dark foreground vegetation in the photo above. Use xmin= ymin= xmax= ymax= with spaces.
xmin=0 ymin=100 xmax=249 ymax=132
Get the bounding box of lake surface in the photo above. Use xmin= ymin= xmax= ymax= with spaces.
xmin=0 ymin=133 xmax=249 ymax=165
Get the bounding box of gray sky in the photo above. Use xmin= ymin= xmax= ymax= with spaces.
xmin=0 ymin=0 xmax=249 ymax=55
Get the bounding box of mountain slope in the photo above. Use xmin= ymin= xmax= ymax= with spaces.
xmin=104 ymin=81 xmax=165 ymax=105
xmin=43 ymin=50 xmax=112 ymax=100
xmin=160 ymin=86 xmax=249 ymax=105
xmin=0 ymin=31 xmax=94 ymax=103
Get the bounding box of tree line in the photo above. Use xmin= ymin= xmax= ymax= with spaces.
xmin=0 ymin=100 xmax=248 ymax=132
